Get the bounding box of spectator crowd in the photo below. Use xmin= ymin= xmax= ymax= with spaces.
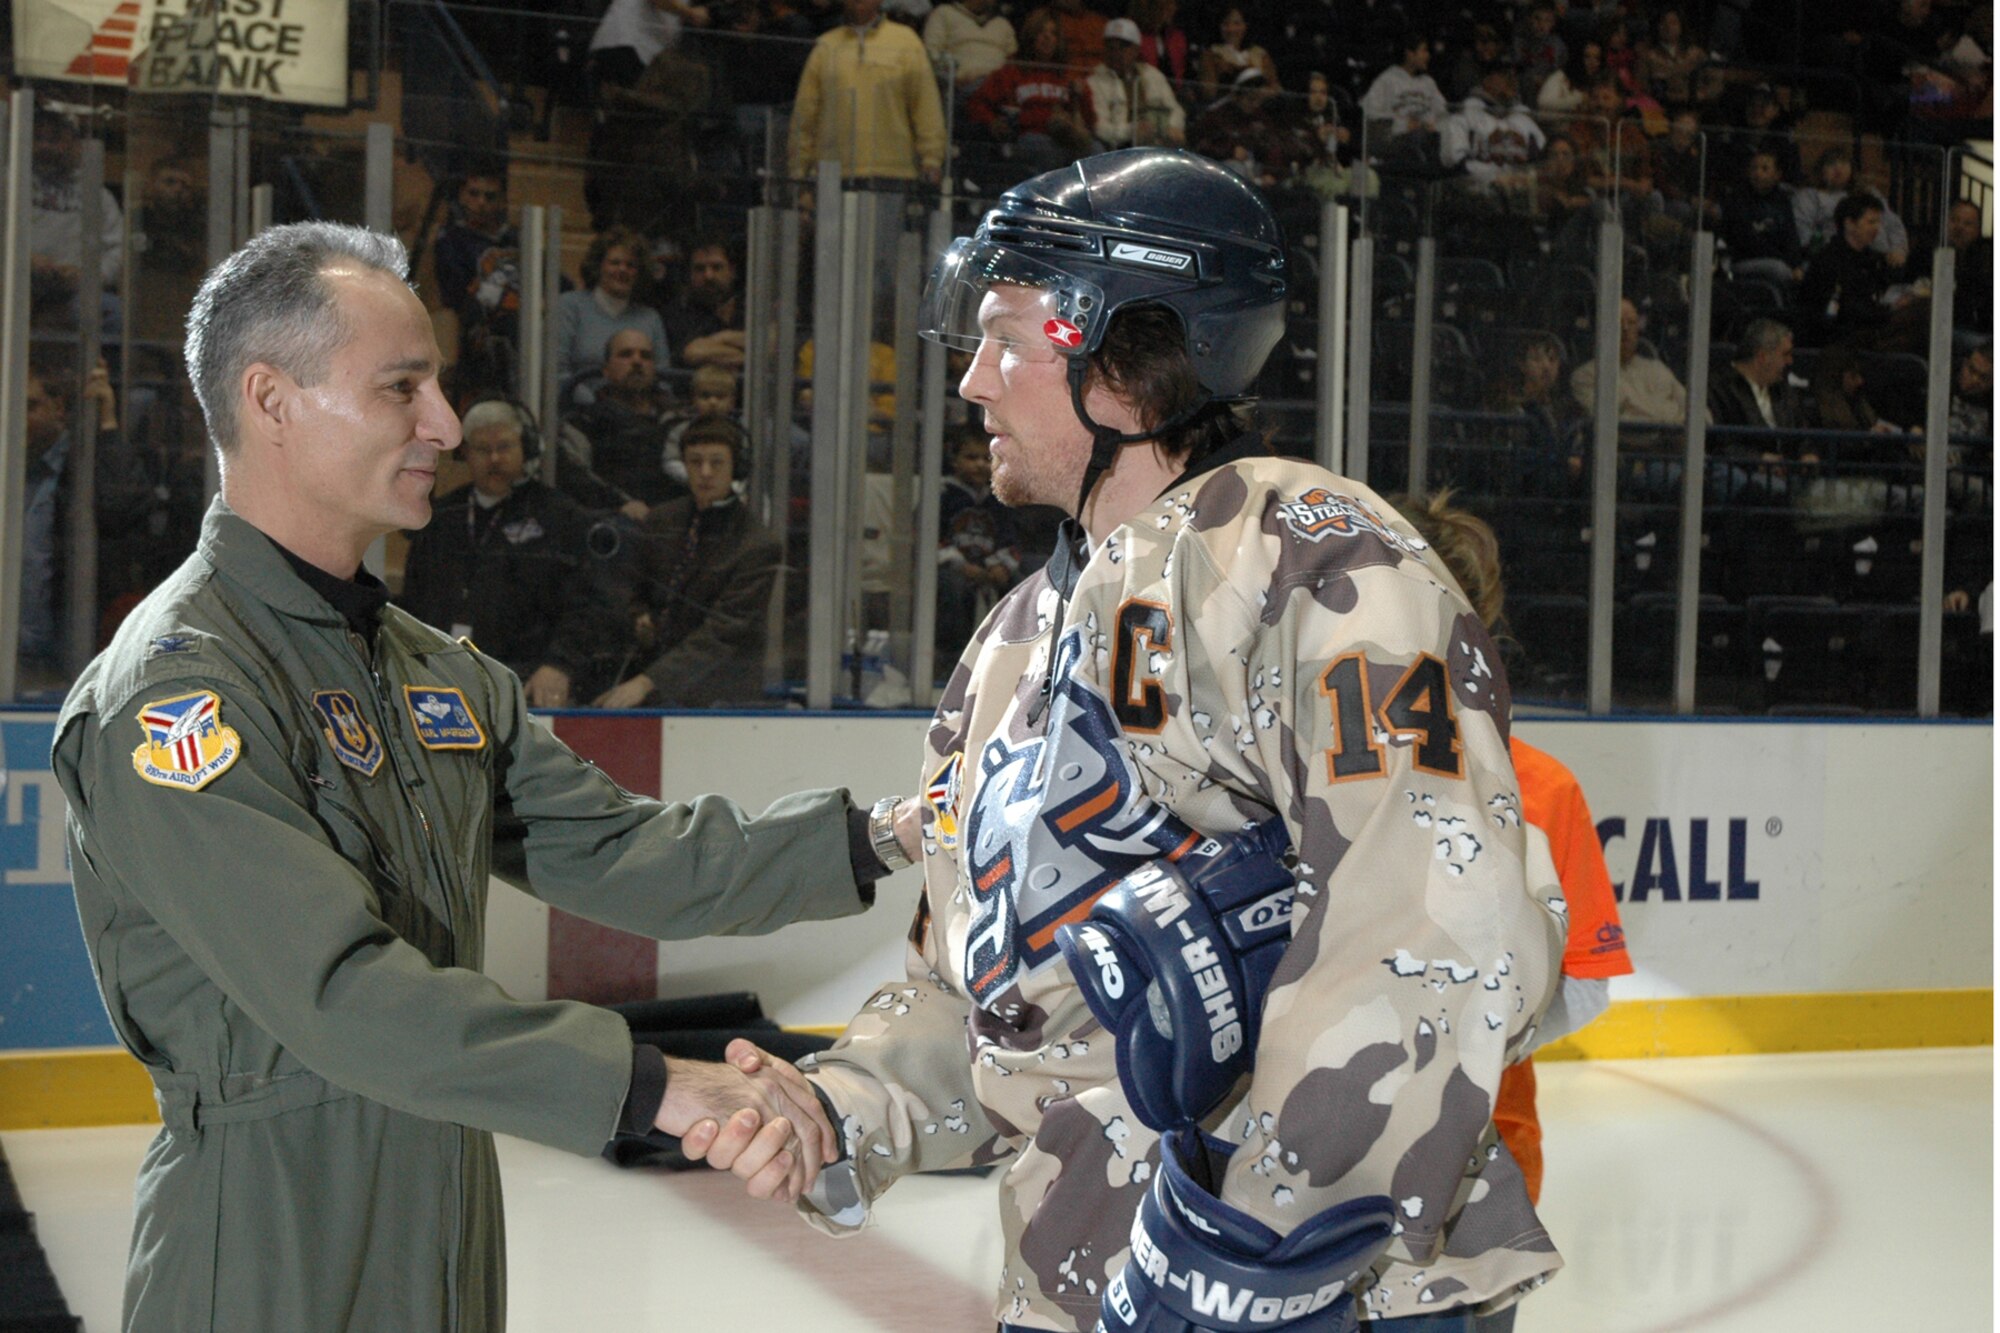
xmin=13 ymin=0 xmax=1992 ymax=711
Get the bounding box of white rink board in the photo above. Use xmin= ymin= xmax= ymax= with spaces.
xmin=483 ymin=717 xmax=1994 ymax=1025
xmin=1513 ymin=720 xmax=1993 ymax=999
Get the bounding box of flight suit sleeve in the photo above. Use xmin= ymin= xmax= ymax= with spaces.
xmin=1165 ymin=500 xmax=1563 ymax=1269
xmin=53 ymin=670 xmax=636 ymax=1157
xmin=481 ymin=652 xmax=871 ymax=938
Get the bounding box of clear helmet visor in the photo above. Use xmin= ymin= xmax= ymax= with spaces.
xmin=917 ymin=237 xmax=1109 ymax=366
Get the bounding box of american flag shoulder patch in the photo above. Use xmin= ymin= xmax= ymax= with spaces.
xmin=130 ymin=689 xmax=243 ymax=791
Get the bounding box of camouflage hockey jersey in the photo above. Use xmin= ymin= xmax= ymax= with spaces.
xmin=800 ymin=446 xmax=1569 ymax=1329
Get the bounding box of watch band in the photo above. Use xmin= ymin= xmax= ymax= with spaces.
xmin=868 ymin=795 xmax=913 ymax=872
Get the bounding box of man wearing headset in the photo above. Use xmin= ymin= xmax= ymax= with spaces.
xmin=737 ymin=149 xmax=1571 ymax=1332
xmin=399 ymin=399 xmax=625 ymax=707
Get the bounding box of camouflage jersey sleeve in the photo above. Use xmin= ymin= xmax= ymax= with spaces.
xmin=1138 ymin=464 xmax=1566 ymax=1272
xmin=793 ymin=586 xmax=1042 ymax=1235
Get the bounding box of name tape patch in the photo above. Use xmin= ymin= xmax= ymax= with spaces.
xmin=403 ymin=686 xmax=487 ymax=751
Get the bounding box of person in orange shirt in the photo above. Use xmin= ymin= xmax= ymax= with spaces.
xmin=1391 ymin=491 xmax=1634 ymax=1211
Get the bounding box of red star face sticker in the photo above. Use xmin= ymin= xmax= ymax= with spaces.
xmin=1043 ymin=317 xmax=1083 ymax=349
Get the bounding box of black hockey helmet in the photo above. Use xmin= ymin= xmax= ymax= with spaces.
xmin=919 ymin=149 xmax=1288 ymax=514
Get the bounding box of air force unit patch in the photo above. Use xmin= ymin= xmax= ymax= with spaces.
xmin=131 ymin=690 xmax=243 ymax=791
xmin=313 ymin=690 xmax=384 ymax=776
xmin=403 ymin=686 xmax=485 ymax=751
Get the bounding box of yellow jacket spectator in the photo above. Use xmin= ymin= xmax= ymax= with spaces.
xmin=790 ymin=0 xmax=948 ymax=182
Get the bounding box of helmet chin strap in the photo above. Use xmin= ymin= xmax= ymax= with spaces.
xmin=1064 ymin=356 xmax=1207 ymax=525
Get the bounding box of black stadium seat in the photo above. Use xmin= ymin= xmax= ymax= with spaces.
xmin=1757 ymin=602 xmax=1867 ymax=710
xmin=1507 ymin=593 xmax=1591 ymax=703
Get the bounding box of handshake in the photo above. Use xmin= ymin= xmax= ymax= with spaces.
xmin=655 ymin=1038 xmax=838 ymax=1205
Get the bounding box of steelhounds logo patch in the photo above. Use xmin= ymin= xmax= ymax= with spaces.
xmin=313 ymin=690 xmax=384 ymax=776
xmin=403 ymin=686 xmax=486 ymax=751
xmin=1276 ymin=488 xmax=1427 ymax=553
xmin=961 ymin=628 xmax=1200 ymax=1008
xmin=131 ymin=691 xmax=243 ymax=791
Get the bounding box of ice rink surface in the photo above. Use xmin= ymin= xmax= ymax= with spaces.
xmin=6 ymin=1047 xmax=1990 ymax=1331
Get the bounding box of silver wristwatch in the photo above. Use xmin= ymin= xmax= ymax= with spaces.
xmin=867 ymin=795 xmax=913 ymax=872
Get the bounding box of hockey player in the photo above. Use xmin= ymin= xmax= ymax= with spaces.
xmin=745 ymin=149 xmax=1570 ymax=1331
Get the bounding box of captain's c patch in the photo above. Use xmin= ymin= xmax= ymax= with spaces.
xmin=131 ymin=690 xmax=243 ymax=791
xmin=313 ymin=690 xmax=384 ymax=776
xmin=403 ymin=686 xmax=486 ymax=751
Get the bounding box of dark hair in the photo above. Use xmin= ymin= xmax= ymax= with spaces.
xmin=1833 ymin=191 xmax=1884 ymax=230
xmin=581 ymin=225 xmax=648 ymax=290
xmin=185 ymin=221 xmax=409 ymax=455
xmin=685 ymin=234 xmax=739 ymax=271
xmin=1089 ymin=303 xmax=1253 ymax=465
xmin=1018 ymin=9 xmax=1068 ymax=64
xmin=1563 ymin=38 xmax=1603 ymax=87
xmin=680 ymin=412 xmax=748 ymax=464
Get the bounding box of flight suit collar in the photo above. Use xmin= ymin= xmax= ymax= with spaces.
xmin=195 ymin=497 xmax=387 ymax=634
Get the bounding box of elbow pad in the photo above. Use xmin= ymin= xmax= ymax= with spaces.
xmin=1055 ymin=818 xmax=1296 ymax=1132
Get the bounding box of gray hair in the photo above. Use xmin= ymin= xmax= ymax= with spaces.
xmin=1739 ymin=317 xmax=1792 ymax=358
xmin=185 ymin=222 xmax=410 ymax=454
xmin=460 ymin=399 xmax=529 ymax=444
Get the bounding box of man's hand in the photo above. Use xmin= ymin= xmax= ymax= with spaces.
xmin=620 ymin=499 xmax=651 ymax=522
xmin=523 ymin=665 xmax=573 ymax=708
xmin=594 ymin=674 xmax=655 ymax=709
xmin=683 ymin=329 xmax=747 ymax=369
xmin=891 ymin=795 xmax=922 ymax=864
xmin=657 ymin=1044 xmax=838 ymax=1202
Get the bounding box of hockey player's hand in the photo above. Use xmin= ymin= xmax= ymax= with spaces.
xmin=656 ymin=1049 xmax=836 ymax=1202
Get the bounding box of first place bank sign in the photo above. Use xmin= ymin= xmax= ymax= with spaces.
xmin=13 ymin=0 xmax=349 ymax=108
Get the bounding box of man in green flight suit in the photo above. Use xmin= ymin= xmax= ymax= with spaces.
xmin=51 ymin=222 xmax=910 ymax=1331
